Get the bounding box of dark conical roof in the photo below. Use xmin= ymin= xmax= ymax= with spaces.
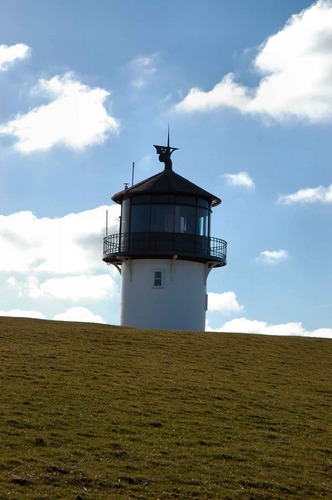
xmin=112 ymin=167 xmax=221 ymax=206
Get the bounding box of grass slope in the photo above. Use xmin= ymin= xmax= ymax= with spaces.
xmin=0 ymin=316 xmax=331 ymax=499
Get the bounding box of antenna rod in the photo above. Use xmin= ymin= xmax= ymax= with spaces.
xmin=132 ymin=161 xmax=135 ymax=186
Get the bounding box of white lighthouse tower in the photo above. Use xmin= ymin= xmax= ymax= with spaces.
xmin=103 ymin=136 xmax=227 ymax=330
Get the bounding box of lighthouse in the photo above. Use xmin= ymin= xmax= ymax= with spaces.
xmin=103 ymin=136 xmax=227 ymax=330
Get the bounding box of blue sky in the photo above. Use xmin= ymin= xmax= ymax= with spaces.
xmin=0 ymin=0 xmax=331 ymax=337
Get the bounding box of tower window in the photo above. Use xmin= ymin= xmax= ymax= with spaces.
xmin=153 ymin=269 xmax=164 ymax=288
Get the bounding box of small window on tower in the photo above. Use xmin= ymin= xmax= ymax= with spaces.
xmin=153 ymin=270 xmax=164 ymax=288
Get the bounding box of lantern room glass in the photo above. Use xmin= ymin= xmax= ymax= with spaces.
xmin=127 ymin=195 xmax=211 ymax=237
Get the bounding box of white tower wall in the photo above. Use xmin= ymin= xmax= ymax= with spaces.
xmin=120 ymin=258 xmax=208 ymax=330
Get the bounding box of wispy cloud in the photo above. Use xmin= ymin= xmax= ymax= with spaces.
xmin=175 ymin=1 xmax=332 ymax=123
xmin=256 ymin=249 xmax=289 ymax=265
xmin=206 ymin=317 xmax=332 ymax=338
xmin=208 ymin=291 xmax=244 ymax=315
xmin=0 ymin=43 xmax=31 ymax=71
xmin=223 ymin=171 xmax=255 ymax=189
xmin=128 ymin=53 xmax=158 ymax=89
xmin=0 ymin=73 xmax=119 ymax=152
xmin=279 ymin=184 xmax=332 ymax=204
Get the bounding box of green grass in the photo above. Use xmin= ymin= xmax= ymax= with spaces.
xmin=0 ymin=316 xmax=331 ymax=499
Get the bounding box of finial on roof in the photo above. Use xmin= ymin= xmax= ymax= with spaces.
xmin=154 ymin=127 xmax=178 ymax=170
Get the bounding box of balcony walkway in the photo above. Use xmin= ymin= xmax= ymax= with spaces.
xmin=103 ymin=232 xmax=227 ymax=266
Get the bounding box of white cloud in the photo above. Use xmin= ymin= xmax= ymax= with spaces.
xmin=207 ymin=317 xmax=302 ymax=335
xmin=176 ymin=73 xmax=251 ymax=112
xmin=53 ymin=306 xmax=105 ymax=323
xmin=0 ymin=308 xmax=45 ymax=319
xmin=0 ymin=205 xmax=120 ymax=274
xmin=0 ymin=205 xmax=120 ymax=325
xmin=129 ymin=53 xmax=158 ymax=89
xmin=256 ymin=249 xmax=289 ymax=265
xmin=279 ymin=184 xmax=332 ymax=204
xmin=206 ymin=317 xmax=332 ymax=339
xmin=223 ymin=171 xmax=255 ymax=189
xmin=208 ymin=291 xmax=244 ymax=315
xmin=175 ymin=1 xmax=332 ymax=123
xmin=21 ymin=274 xmax=117 ymax=300
xmin=0 ymin=73 xmax=119 ymax=152
xmin=0 ymin=43 xmax=31 ymax=71
xmin=309 ymin=328 xmax=332 ymax=339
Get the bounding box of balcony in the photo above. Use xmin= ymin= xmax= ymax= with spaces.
xmin=103 ymin=232 xmax=227 ymax=266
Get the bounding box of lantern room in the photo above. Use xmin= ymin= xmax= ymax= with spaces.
xmin=103 ymin=141 xmax=227 ymax=267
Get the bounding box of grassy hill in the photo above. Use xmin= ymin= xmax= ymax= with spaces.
xmin=0 ymin=316 xmax=331 ymax=499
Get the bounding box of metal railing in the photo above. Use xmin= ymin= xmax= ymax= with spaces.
xmin=103 ymin=232 xmax=227 ymax=265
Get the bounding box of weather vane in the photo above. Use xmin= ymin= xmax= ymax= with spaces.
xmin=154 ymin=128 xmax=178 ymax=170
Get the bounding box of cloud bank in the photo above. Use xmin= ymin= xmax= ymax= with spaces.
xmin=175 ymin=1 xmax=332 ymax=123
xmin=206 ymin=317 xmax=332 ymax=339
xmin=0 ymin=308 xmax=45 ymax=320
xmin=0 ymin=306 xmax=105 ymax=323
xmin=0 ymin=205 xmax=120 ymax=274
xmin=0 ymin=205 xmax=121 ymax=323
xmin=53 ymin=307 xmax=106 ymax=323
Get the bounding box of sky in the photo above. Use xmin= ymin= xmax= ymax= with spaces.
xmin=0 ymin=0 xmax=331 ymax=338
